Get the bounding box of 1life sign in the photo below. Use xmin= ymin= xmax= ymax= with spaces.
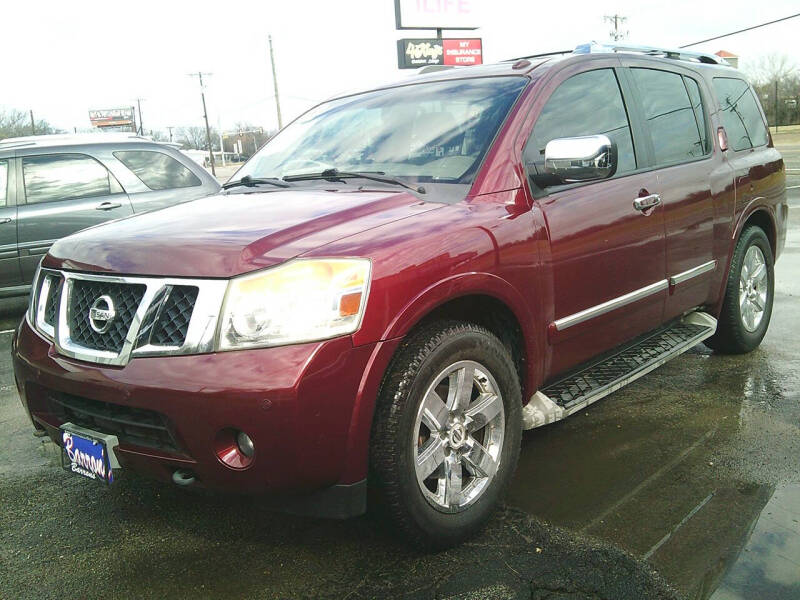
xmin=395 ymin=0 xmax=481 ymax=30
xmin=397 ymin=38 xmax=483 ymax=69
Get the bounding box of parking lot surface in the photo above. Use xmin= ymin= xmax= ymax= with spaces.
xmin=1 ymin=137 xmax=798 ymax=600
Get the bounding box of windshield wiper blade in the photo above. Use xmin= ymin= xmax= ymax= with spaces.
xmin=283 ymin=169 xmax=425 ymax=194
xmin=223 ymin=175 xmax=290 ymax=189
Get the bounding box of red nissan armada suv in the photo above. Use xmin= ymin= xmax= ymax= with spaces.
xmin=13 ymin=43 xmax=787 ymax=547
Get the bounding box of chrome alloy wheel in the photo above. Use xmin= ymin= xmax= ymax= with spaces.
xmin=413 ymin=360 xmax=505 ymax=513
xmin=739 ymin=245 xmax=769 ymax=332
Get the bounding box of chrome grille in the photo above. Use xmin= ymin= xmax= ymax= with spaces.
xmin=43 ymin=275 xmax=61 ymax=327
xmin=31 ymin=269 xmax=228 ymax=366
xmin=68 ymin=280 xmax=146 ymax=353
xmin=151 ymin=286 xmax=199 ymax=347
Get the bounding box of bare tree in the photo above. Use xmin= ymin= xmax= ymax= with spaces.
xmin=745 ymin=54 xmax=800 ymax=128
xmin=745 ymin=53 xmax=797 ymax=86
xmin=177 ymin=125 xmax=219 ymax=150
xmin=0 ymin=108 xmax=58 ymax=140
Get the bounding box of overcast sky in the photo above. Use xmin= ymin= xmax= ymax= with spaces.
xmin=2 ymin=0 xmax=798 ymax=134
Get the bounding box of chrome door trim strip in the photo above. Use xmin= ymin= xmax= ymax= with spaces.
xmin=669 ymin=260 xmax=717 ymax=286
xmin=554 ymin=279 xmax=669 ymax=331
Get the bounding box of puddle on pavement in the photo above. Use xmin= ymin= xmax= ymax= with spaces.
xmin=506 ymin=298 xmax=800 ymax=599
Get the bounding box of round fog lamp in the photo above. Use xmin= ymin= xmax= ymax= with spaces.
xmin=237 ymin=431 xmax=255 ymax=458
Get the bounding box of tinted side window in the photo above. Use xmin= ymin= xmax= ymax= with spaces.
xmin=684 ymin=77 xmax=709 ymax=153
xmin=22 ymin=154 xmax=121 ymax=204
xmin=713 ymin=78 xmax=769 ymax=151
xmin=0 ymin=161 xmax=7 ymax=207
xmin=526 ymin=69 xmax=636 ymax=179
xmin=631 ymin=68 xmax=705 ymax=165
xmin=114 ymin=150 xmax=202 ymax=190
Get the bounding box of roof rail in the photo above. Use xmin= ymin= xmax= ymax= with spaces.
xmin=573 ymin=42 xmax=729 ymax=65
xmin=504 ymin=49 xmax=573 ymax=62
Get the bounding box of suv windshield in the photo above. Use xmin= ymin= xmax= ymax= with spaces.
xmin=233 ymin=76 xmax=527 ymax=185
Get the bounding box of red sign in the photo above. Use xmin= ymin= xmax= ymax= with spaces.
xmin=443 ymin=39 xmax=482 ymax=66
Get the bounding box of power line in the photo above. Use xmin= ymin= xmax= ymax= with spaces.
xmin=680 ymin=12 xmax=800 ymax=48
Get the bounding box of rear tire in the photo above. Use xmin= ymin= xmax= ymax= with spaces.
xmin=706 ymin=225 xmax=774 ymax=354
xmin=370 ymin=320 xmax=522 ymax=549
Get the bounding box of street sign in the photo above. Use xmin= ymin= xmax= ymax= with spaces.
xmin=395 ymin=0 xmax=481 ymax=30
xmin=397 ymin=38 xmax=482 ymax=69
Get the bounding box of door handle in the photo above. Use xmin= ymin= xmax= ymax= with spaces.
xmin=95 ymin=201 xmax=123 ymax=211
xmin=633 ymin=194 xmax=661 ymax=212
xmin=0 ymin=217 xmax=12 ymax=224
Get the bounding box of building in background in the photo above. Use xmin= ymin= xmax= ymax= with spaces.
xmin=715 ymin=50 xmax=739 ymax=68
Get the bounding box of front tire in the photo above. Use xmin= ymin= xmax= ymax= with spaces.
xmin=706 ymin=225 xmax=774 ymax=354
xmin=370 ymin=320 xmax=522 ymax=548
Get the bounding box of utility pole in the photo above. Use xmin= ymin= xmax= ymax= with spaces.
xmin=604 ymin=15 xmax=628 ymax=42
xmin=775 ymin=80 xmax=779 ymax=133
xmin=136 ymin=98 xmax=145 ymax=135
xmin=29 ymin=110 xmax=35 ymax=135
xmin=188 ymin=72 xmax=216 ymax=176
xmin=217 ymin=116 xmax=225 ymax=166
xmin=166 ymin=126 xmax=174 ymax=142
xmin=268 ymin=35 xmax=283 ymax=130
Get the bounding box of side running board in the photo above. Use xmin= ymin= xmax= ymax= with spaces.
xmin=522 ymin=311 xmax=717 ymax=429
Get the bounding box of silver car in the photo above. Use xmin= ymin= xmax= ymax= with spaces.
xmin=0 ymin=134 xmax=220 ymax=297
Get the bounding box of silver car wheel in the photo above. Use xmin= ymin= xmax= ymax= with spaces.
xmin=413 ymin=360 xmax=505 ymax=513
xmin=739 ymin=245 xmax=769 ymax=332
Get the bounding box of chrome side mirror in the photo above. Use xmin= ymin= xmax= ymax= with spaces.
xmin=544 ymin=135 xmax=617 ymax=183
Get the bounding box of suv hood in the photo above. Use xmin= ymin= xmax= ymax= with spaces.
xmin=45 ymin=188 xmax=442 ymax=278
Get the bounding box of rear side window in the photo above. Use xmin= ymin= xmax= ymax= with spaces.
xmin=0 ymin=161 xmax=7 ymax=207
xmin=631 ymin=68 xmax=706 ymax=166
xmin=526 ymin=68 xmax=637 ymax=179
xmin=22 ymin=154 xmax=123 ymax=204
xmin=684 ymin=78 xmax=709 ymax=154
xmin=114 ymin=150 xmax=201 ymax=190
xmin=713 ymin=78 xmax=769 ymax=151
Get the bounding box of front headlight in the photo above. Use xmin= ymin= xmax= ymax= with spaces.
xmin=217 ymin=258 xmax=371 ymax=351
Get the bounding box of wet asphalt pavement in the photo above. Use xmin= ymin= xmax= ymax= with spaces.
xmin=1 ymin=138 xmax=799 ymax=600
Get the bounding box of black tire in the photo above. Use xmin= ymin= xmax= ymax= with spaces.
xmin=370 ymin=320 xmax=522 ymax=549
xmin=706 ymin=225 xmax=774 ymax=354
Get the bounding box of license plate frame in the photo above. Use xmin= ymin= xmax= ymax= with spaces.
xmin=60 ymin=423 xmax=120 ymax=484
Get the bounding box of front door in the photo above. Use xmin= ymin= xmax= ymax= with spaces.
xmin=523 ymin=63 xmax=666 ymax=378
xmin=16 ymin=152 xmax=133 ymax=282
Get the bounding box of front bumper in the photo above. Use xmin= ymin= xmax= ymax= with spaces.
xmin=13 ymin=317 xmax=380 ymax=515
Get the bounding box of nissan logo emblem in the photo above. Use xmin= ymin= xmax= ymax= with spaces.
xmin=88 ymin=295 xmax=116 ymax=334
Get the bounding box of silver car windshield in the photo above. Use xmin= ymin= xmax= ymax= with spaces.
xmin=233 ymin=76 xmax=527 ymax=185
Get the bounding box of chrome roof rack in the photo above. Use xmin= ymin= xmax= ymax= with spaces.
xmin=0 ymin=133 xmax=159 ymax=150
xmin=573 ymin=42 xmax=729 ymax=65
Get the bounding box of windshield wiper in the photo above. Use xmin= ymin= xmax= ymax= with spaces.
xmin=283 ymin=169 xmax=426 ymax=194
xmin=223 ymin=175 xmax=290 ymax=189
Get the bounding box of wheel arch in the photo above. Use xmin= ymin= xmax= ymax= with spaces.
xmin=338 ymin=273 xmax=539 ymax=485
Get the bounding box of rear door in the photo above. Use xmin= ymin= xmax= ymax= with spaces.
xmin=16 ymin=152 xmax=134 ymax=281
xmin=111 ymin=148 xmax=218 ymax=213
xmin=0 ymin=157 xmax=22 ymax=290
xmin=625 ymin=64 xmax=723 ymax=321
xmin=523 ymin=61 xmax=667 ymax=377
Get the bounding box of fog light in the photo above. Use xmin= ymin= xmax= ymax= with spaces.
xmin=214 ymin=428 xmax=255 ymax=469
xmin=237 ymin=431 xmax=255 ymax=458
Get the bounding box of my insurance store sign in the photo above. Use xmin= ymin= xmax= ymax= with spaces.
xmin=397 ymin=38 xmax=483 ymax=68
